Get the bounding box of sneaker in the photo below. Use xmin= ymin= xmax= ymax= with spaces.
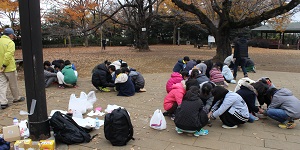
xmin=278 ymin=122 xmax=297 ymax=129
xmin=163 ymin=111 xmax=170 ymax=116
xmin=175 ymin=127 xmax=183 ymax=134
xmin=244 ymin=74 xmax=248 ymax=78
xmin=171 ymin=114 xmax=175 ymax=121
xmin=139 ymin=88 xmax=147 ymax=92
xmin=1 ymin=104 xmax=8 ymax=109
xmin=99 ymin=87 xmax=110 ymax=92
xmin=222 ymin=124 xmax=238 ymax=129
xmin=194 ymin=129 xmax=209 ymax=136
xmin=255 ymin=113 xmax=267 ymax=119
xmin=13 ymin=97 xmax=25 ymax=103
xmin=287 ymin=122 xmax=297 ymax=129
xmin=58 ymin=85 xmax=65 ymax=89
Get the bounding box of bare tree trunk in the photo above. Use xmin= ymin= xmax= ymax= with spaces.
xmin=173 ymin=26 xmax=177 ymax=45
xmin=68 ymin=35 xmax=71 ymax=53
xmin=213 ymin=29 xmax=232 ymax=62
xmin=136 ymin=29 xmax=150 ymax=51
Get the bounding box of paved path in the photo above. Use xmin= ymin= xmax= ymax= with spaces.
xmin=1 ymin=70 xmax=300 ymax=150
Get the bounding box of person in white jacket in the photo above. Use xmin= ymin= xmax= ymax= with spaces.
xmin=221 ymin=64 xmax=236 ymax=84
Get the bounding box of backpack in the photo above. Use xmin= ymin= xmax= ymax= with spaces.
xmin=104 ymin=107 xmax=134 ymax=146
xmin=0 ymin=137 xmax=10 ymax=150
xmin=50 ymin=111 xmax=91 ymax=145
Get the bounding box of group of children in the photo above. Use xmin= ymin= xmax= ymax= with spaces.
xmin=91 ymin=60 xmax=146 ymax=96
xmin=43 ymin=59 xmax=78 ymax=88
xmin=163 ymin=56 xmax=300 ymax=136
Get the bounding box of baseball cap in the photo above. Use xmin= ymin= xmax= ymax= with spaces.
xmin=4 ymin=28 xmax=16 ymax=37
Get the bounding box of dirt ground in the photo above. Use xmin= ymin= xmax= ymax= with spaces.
xmin=14 ymin=45 xmax=300 ymax=78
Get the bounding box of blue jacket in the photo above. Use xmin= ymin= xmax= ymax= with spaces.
xmin=173 ymin=59 xmax=185 ymax=72
xmin=184 ymin=60 xmax=196 ymax=72
xmin=115 ymin=74 xmax=135 ymax=96
xmin=236 ymin=84 xmax=259 ymax=113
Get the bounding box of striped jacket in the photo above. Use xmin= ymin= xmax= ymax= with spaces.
xmin=211 ymin=92 xmax=249 ymax=122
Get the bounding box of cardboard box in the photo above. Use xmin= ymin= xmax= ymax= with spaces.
xmin=14 ymin=139 xmax=40 ymax=150
xmin=3 ymin=125 xmax=21 ymax=142
xmin=40 ymin=140 xmax=55 ymax=150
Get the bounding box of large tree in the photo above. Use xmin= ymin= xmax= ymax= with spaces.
xmin=172 ymin=0 xmax=300 ymax=61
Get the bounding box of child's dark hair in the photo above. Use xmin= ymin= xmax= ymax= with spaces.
xmin=183 ymin=86 xmax=200 ymax=101
xmin=65 ymin=60 xmax=71 ymax=65
xmin=121 ymin=63 xmax=128 ymax=68
xmin=214 ymin=62 xmax=223 ymax=71
xmin=121 ymin=67 xmax=130 ymax=73
xmin=202 ymin=82 xmax=214 ymax=96
xmin=190 ymin=69 xmax=199 ymax=79
xmin=265 ymin=88 xmax=278 ymax=101
xmin=183 ymin=56 xmax=190 ymax=61
xmin=46 ymin=67 xmax=54 ymax=73
xmin=60 ymin=64 xmax=65 ymax=70
xmin=108 ymin=65 xmax=116 ymax=71
xmin=211 ymin=86 xmax=229 ymax=107
xmin=196 ymin=60 xmax=201 ymax=64
xmin=180 ymin=70 xmax=189 ymax=78
xmin=204 ymin=59 xmax=213 ymax=77
xmin=43 ymin=61 xmax=51 ymax=67
xmin=104 ymin=60 xmax=111 ymax=65
xmin=115 ymin=69 xmax=121 ymax=75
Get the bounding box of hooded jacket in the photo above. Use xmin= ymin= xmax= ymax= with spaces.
xmin=196 ymin=73 xmax=209 ymax=84
xmin=129 ymin=71 xmax=145 ymax=89
xmin=196 ymin=62 xmax=207 ymax=75
xmin=174 ymin=87 xmax=209 ymax=131
xmin=166 ymin=72 xmax=182 ymax=93
xmin=164 ymin=81 xmax=186 ymax=111
xmin=212 ymin=92 xmax=249 ymax=122
xmin=62 ymin=65 xmax=77 ymax=84
xmin=234 ymin=37 xmax=248 ymax=58
xmin=0 ymin=35 xmax=16 ymax=72
xmin=269 ymin=88 xmax=300 ymax=118
xmin=222 ymin=65 xmax=234 ymax=81
xmin=236 ymin=82 xmax=259 ymax=113
xmin=184 ymin=60 xmax=196 ymax=72
xmin=173 ymin=59 xmax=186 ymax=72
xmin=92 ymin=63 xmax=114 ymax=87
xmin=115 ymin=73 xmax=135 ymax=96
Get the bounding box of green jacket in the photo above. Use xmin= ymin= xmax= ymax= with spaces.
xmin=62 ymin=65 xmax=77 ymax=84
xmin=0 ymin=35 xmax=16 ymax=72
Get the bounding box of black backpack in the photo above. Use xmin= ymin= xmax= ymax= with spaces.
xmin=104 ymin=107 xmax=134 ymax=146
xmin=50 ymin=111 xmax=91 ymax=145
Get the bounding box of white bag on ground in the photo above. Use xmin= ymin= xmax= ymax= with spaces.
xmin=86 ymin=91 xmax=97 ymax=110
xmin=149 ymin=109 xmax=166 ymax=130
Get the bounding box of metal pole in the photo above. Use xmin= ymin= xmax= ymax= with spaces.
xmin=19 ymin=0 xmax=50 ymax=140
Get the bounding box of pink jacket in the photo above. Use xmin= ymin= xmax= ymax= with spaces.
xmin=166 ymin=72 xmax=182 ymax=93
xmin=164 ymin=82 xmax=186 ymax=111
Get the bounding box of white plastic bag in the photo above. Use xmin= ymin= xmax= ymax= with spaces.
xmin=68 ymin=93 xmax=87 ymax=114
xmin=19 ymin=120 xmax=30 ymax=138
xmin=86 ymin=91 xmax=97 ymax=110
xmin=149 ymin=109 xmax=166 ymax=130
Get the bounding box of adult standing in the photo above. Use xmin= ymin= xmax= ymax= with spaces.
xmin=102 ymin=39 xmax=106 ymax=50
xmin=0 ymin=28 xmax=25 ymax=109
xmin=233 ymin=34 xmax=248 ymax=80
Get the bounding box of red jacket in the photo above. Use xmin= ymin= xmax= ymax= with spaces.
xmin=164 ymin=82 xmax=186 ymax=111
xmin=166 ymin=72 xmax=183 ymax=93
xmin=209 ymin=67 xmax=224 ymax=84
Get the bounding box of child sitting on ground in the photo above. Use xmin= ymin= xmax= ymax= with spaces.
xmin=208 ymin=86 xmax=249 ymax=129
xmin=209 ymin=62 xmax=226 ymax=86
xmin=174 ymin=86 xmax=209 ymax=136
xmin=163 ymin=80 xmax=186 ymax=120
xmin=115 ymin=69 xmax=135 ymax=96
xmin=221 ymin=63 xmax=236 ymax=84
xmin=43 ymin=61 xmax=57 ymax=88
xmin=264 ymin=88 xmax=300 ymax=129
xmin=57 ymin=60 xmax=78 ymax=88
xmin=92 ymin=61 xmax=115 ymax=92
xmin=122 ymin=67 xmax=146 ymax=92
xmin=166 ymin=71 xmax=189 ymax=93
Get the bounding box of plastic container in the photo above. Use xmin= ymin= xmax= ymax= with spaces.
xmin=95 ymin=117 xmax=100 ymax=129
xmin=13 ymin=118 xmax=19 ymax=125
